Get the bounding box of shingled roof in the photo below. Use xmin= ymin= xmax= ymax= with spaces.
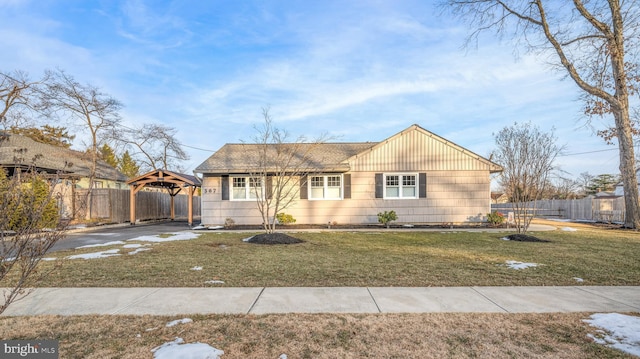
xmin=195 ymin=142 xmax=377 ymax=174
xmin=0 ymin=132 xmax=128 ymax=182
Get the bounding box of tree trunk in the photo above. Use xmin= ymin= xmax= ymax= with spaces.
xmin=614 ymin=109 xmax=640 ymax=228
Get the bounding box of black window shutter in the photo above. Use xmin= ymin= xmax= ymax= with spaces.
xmin=300 ymin=175 xmax=308 ymax=199
xmin=221 ymin=175 xmax=229 ymax=200
xmin=265 ymin=176 xmax=273 ymax=199
xmin=419 ymin=173 xmax=427 ymax=198
xmin=343 ymin=174 xmax=351 ymax=199
xmin=375 ymin=173 xmax=383 ymax=198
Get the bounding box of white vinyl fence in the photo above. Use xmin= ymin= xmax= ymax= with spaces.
xmin=492 ymin=197 xmax=626 ymax=223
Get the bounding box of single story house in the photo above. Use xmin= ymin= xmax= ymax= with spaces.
xmin=0 ymin=132 xmax=128 ymax=188
xmin=194 ymin=124 xmax=503 ymax=226
xmin=0 ymin=132 xmax=129 ymax=219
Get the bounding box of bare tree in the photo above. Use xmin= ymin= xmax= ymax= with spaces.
xmin=493 ymin=122 xmax=563 ymax=233
xmin=578 ymin=172 xmax=596 ymax=197
xmin=43 ymin=69 xmax=122 ymax=219
xmin=245 ymin=108 xmax=330 ymax=233
xmin=546 ymin=177 xmax=581 ymax=200
xmin=0 ymin=152 xmax=66 ymax=315
xmin=117 ymin=123 xmax=189 ymax=173
xmin=0 ymin=70 xmax=48 ymax=128
xmin=446 ymin=0 xmax=640 ymax=228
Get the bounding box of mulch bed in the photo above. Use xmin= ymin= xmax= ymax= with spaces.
xmin=504 ymin=234 xmax=550 ymax=242
xmin=245 ymin=233 xmax=304 ymax=245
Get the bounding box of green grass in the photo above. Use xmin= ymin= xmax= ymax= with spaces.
xmin=28 ymin=225 xmax=640 ymax=287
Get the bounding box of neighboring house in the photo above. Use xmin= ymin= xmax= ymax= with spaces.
xmin=614 ymin=169 xmax=640 ymax=197
xmin=0 ymin=132 xmax=128 ymax=188
xmin=491 ymin=192 xmax=509 ymax=204
xmin=195 ymin=124 xmax=503 ymax=226
xmin=0 ymin=132 xmax=129 ymax=219
xmin=593 ymin=191 xmax=620 ymax=199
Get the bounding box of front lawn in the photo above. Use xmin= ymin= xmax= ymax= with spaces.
xmin=2 ymin=224 xmax=639 ymax=358
xmin=28 ymin=225 xmax=640 ymax=287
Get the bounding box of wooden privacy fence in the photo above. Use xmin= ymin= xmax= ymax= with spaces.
xmin=491 ymin=197 xmax=626 ymax=223
xmin=70 ymin=189 xmax=201 ymax=223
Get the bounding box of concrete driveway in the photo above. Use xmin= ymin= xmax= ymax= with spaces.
xmin=50 ymin=221 xmax=193 ymax=252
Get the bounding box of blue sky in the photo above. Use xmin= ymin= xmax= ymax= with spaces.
xmin=0 ymin=0 xmax=624 ymax=179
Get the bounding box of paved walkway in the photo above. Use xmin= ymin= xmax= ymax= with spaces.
xmin=3 ymin=286 xmax=639 ymax=316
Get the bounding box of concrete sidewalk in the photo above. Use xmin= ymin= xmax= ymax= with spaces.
xmin=3 ymin=286 xmax=639 ymax=316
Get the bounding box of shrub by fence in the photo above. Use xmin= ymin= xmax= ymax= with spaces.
xmin=491 ymin=197 xmax=626 ymax=223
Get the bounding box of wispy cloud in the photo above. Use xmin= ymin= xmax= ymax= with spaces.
xmin=0 ymin=0 xmax=622 ymax=176
xmin=115 ymin=0 xmax=192 ymax=49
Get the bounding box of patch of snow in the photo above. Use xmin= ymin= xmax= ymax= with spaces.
xmin=584 ymin=313 xmax=640 ymax=357
xmin=128 ymin=247 xmax=152 ymax=255
xmin=242 ymin=236 xmax=253 ymax=242
xmin=575 ymin=219 xmax=597 ymax=223
xmin=146 ymin=327 xmax=159 ymax=332
xmin=279 ymin=355 xmax=288 ymax=359
xmin=504 ymin=260 xmax=538 ymax=270
xmin=123 ymin=243 xmax=147 ymax=248
xmin=402 ymin=224 xmax=414 ymax=228
xmin=67 ymin=249 xmax=120 ymax=260
xmin=152 ymin=337 xmax=224 ymax=359
xmin=128 ymin=231 xmax=201 ymax=243
xmin=191 ymin=266 xmax=203 ymax=271
xmin=501 ymin=237 xmax=510 ymax=241
xmin=208 ymin=226 xmax=224 ymax=230
xmin=547 ymin=218 xmax=572 ymax=222
xmin=77 ymin=240 xmax=125 ymax=248
xmin=192 ymin=224 xmax=207 ymax=230
xmin=561 ymin=227 xmax=578 ymax=232
xmin=41 ymin=257 xmax=57 ymax=261
xmin=574 ymin=277 xmax=584 ymax=283
xmin=166 ymin=318 xmax=193 ymax=327
xmin=205 ymin=280 xmax=225 ymax=285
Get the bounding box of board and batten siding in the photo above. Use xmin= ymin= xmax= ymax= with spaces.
xmin=348 ymin=127 xmax=493 ymax=172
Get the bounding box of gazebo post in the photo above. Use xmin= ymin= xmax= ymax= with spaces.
xmin=188 ymin=185 xmax=194 ymax=226
xmin=129 ymin=183 xmax=145 ymax=225
xmin=170 ymin=195 xmax=175 ymax=221
xmin=130 ymin=184 xmax=136 ymax=224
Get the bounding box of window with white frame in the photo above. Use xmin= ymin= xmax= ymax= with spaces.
xmin=384 ymin=173 xmax=417 ymax=199
xmin=231 ymin=176 xmax=262 ymax=200
xmin=309 ymin=174 xmax=342 ymax=200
